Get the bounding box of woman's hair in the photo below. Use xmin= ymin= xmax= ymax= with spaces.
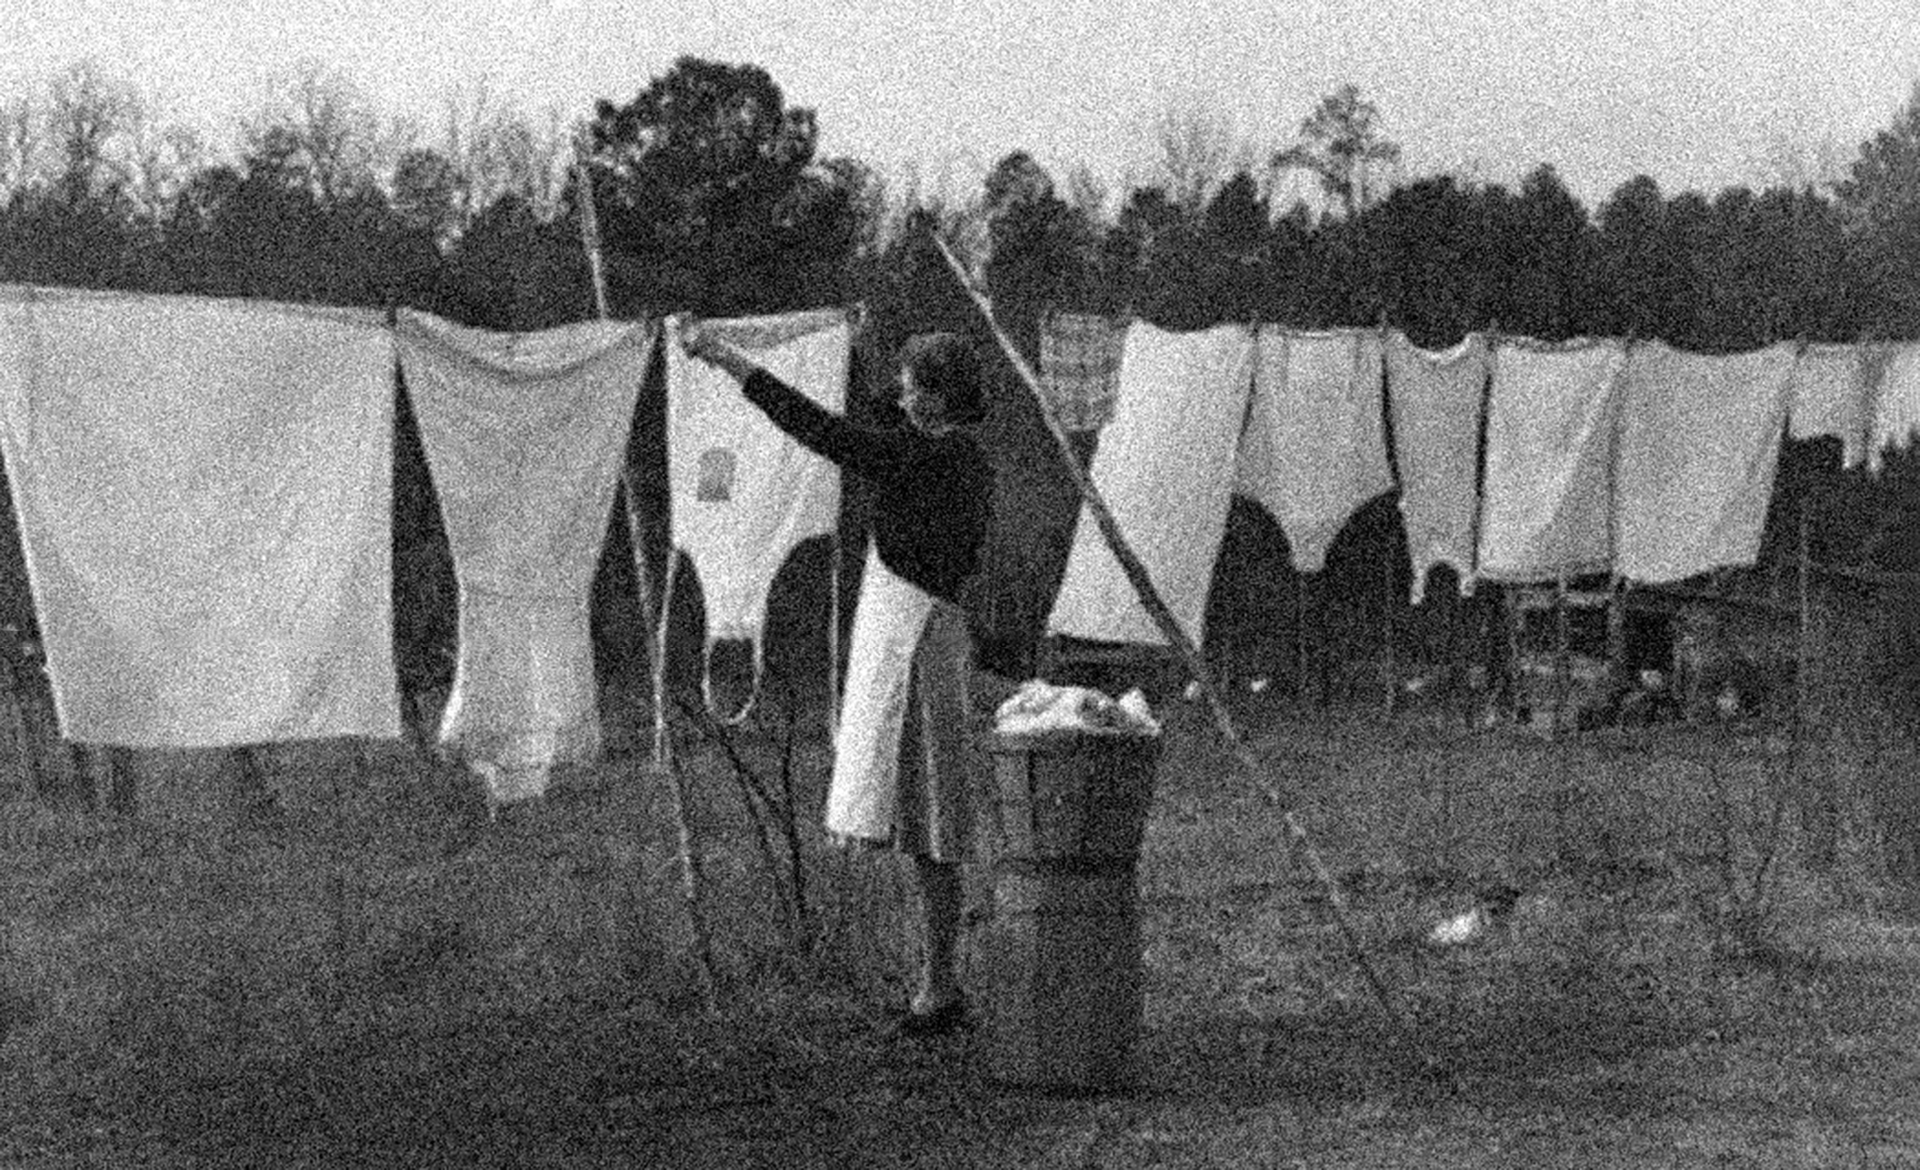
xmin=899 ymin=332 xmax=987 ymax=426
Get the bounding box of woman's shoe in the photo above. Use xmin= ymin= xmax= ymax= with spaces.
xmin=886 ymin=996 xmax=972 ymax=1040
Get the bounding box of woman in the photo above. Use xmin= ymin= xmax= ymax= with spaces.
xmin=678 ymin=322 xmax=994 ymax=1038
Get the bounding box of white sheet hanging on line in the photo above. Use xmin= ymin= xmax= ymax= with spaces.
xmin=1235 ymin=328 xmax=1395 ymax=575
xmin=1477 ymin=338 xmax=1628 ymax=582
xmin=1867 ymin=340 xmax=1920 ymax=473
xmin=0 ymin=286 xmax=400 ymax=747
xmin=395 ymin=310 xmax=653 ymax=806
xmin=1047 ymin=322 xmax=1255 ymax=647
xmin=1385 ymin=332 xmax=1488 ymax=602
xmin=664 ymin=309 xmax=847 ymax=719
xmin=1615 ymin=341 xmax=1797 ymax=585
xmin=1786 ymin=342 xmax=1870 ymax=469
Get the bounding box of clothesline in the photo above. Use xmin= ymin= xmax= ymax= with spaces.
xmin=0 ymin=281 xmax=1907 ymax=761
xmin=0 ymin=285 xmax=858 ymax=805
xmin=1042 ymin=316 xmax=1917 ymax=650
xmin=1045 ymin=306 xmax=1916 ymax=354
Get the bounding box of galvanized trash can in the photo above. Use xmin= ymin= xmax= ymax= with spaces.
xmin=981 ymin=729 xmax=1159 ymax=1092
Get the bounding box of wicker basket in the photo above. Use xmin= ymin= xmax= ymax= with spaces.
xmin=980 ymin=730 xmax=1159 ymax=1092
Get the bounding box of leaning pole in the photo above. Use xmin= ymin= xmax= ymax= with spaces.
xmin=930 ymin=232 xmax=1409 ymax=1039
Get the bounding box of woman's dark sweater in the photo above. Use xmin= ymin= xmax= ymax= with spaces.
xmin=743 ymin=369 xmax=991 ymax=605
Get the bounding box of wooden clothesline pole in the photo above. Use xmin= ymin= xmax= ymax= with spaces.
xmin=1377 ymin=312 xmax=1396 ymax=716
xmin=574 ymin=134 xmax=719 ymax=1019
xmin=1465 ymin=328 xmax=1495 ymax=728
xmin=930 ymin=232 xmax=1413 ymax=1043
xmin=571 ymin=134 xmax=669 ymax=767
xmin=1479 ymin=325 xmax=1506 ymax=724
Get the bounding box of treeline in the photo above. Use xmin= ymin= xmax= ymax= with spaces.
xmin=10 ymin=61 xmax=1918 ymax=353
xmin=0 ymin=56 xmax=1915 ymax=700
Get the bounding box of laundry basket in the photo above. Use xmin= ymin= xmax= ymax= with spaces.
xmin=981 ymin=729 xmax=1159 ymax=1092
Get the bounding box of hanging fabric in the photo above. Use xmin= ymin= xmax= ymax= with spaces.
xmin=0 ymin=286 xmax=401 ymax=747
xmin=1615 ymin=341 xmax=1797 ymax=585
xmin=395 ymin=310 xmax=652 ymax=807
xmin=1867 ymin=340 xmax=1920 ymax=473
xmin=1385 ymin=331 xmax=1489 ymax=603
xmin=1233 ymin=327 xmax=1394 ymax=574
xmin=1477 ymin=337 xmax=1628 ymax=582
xmin=1038 ymin=310 xmax=1127 ymax=432
xmin=1786 ymin=342 xmax=1871 ymax=469
xmin=663 ymin=309 xmax=848 ymax=723
xmin=1047 ymin=321 xmax=1255 ymax=647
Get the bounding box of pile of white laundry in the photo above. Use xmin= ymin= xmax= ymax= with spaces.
xmin=994 ymin=681 xmax=1162 ymax=738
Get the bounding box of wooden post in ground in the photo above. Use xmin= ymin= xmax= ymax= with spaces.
xmin=1294 ymin=574 xmax=1309 ymax=704
xmin=1607 ymin=578 xmax=1628 ymax=704
xmin=1553 ymin=577 xmax=1571 ymax=737
xmin=0 ymin=651 xmax=37 ymax=807
xmin=1382 ymin=541 xmax=1397 ymax=716
xmin=1793 ymin=498 xmax=1822 ymax=866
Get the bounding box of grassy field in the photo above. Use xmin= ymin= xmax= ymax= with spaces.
xmin=1 ymin=692 xmax=1918 ymax=1168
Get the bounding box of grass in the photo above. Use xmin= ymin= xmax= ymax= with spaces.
xmin=0 ymin=696 xmax=1918 ymax=1167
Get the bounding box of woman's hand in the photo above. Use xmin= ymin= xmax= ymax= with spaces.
xmin=678 ymin=319 xmax=762 ymax=383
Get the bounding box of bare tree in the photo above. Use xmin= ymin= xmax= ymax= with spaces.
xmin=1147 ymin=98 xmax=1252 ymax=216
xmin=436 ymin=80 xmax=571 ymax=227
xmin=244 ymin=61 xmax=395 ymax=204
xmin=0 ymin=92 xmax=42 ymax=198
xmin=870 ymin=159 xmax=923 ymax=254
xmin=1271 ymin=84 xmax=1403 ymax=219
xmin=44 ymin=59 xmax=141 ymax=204
xmin=1757 ymin=126 xmax=1849 ymax=195
xmin=1062 ymin=162 xmax=1110 ymax=228
xmin=924 ymin=188 xmax=990 ymax=283
xmin=124 ymin=109 xmax=205 ymax=225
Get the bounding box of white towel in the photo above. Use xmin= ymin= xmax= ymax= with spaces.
xmin=1047 ymin=322 xmax=1255 ymax=647
xmin=1868 ymin=341 xmax=1920 ymax=473
xmin=1616 ymin=341 xmax=1797 ymax=585
xmin=0 ymin=287 xmax=400 ymax=747
xmin=395 ymin=311 xmax=653 ymax=805
xmin=825 ymin=544 xmax=935 ymax=842
xmin=1236 ymin=328 xmax=1395 ymax=574
xmin=1477 ymin=339 xmax=1628 ymax=582
xmin=1386 ymin=332 xmax=1489 ymax=602
xmin=665 ymin=310 xmax=846 ymax=718
xmin=1787 ymin=343 xmax=1869 ymax=469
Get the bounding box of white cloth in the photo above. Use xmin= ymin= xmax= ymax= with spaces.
xmin=1047 ymin=322 xmax=1255 ymax=646
xmin=1477 ymin=338 xmax=1628 ymax=582
xmin=0 ymin=286 xmax=400 ymax=747
xmin=1787 ymin=343 xmax=1870 ymax=469
xmin=1236 ymin=328 xmax=1395 ymax=574
xmin=1868 ymin=341 xmax=1920 ymax=474
xmin=1386 ymin=332 xmax=1489 ymax=602
xmin=395 ymin=310 xmax=652 ymax=805
xmin=825 ymin=544 xmax=935 ymax=842
xmin=665 ymin=310 xmax=847 ymax=718
xmin=1616 ymin=341 xmax=1797 ymax=585
xmin=994 ymin=680 xmax=1160 ymax=737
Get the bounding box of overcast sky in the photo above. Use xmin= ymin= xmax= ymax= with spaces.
xmin=4 ymin=0 xmax=1917 ymax=210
